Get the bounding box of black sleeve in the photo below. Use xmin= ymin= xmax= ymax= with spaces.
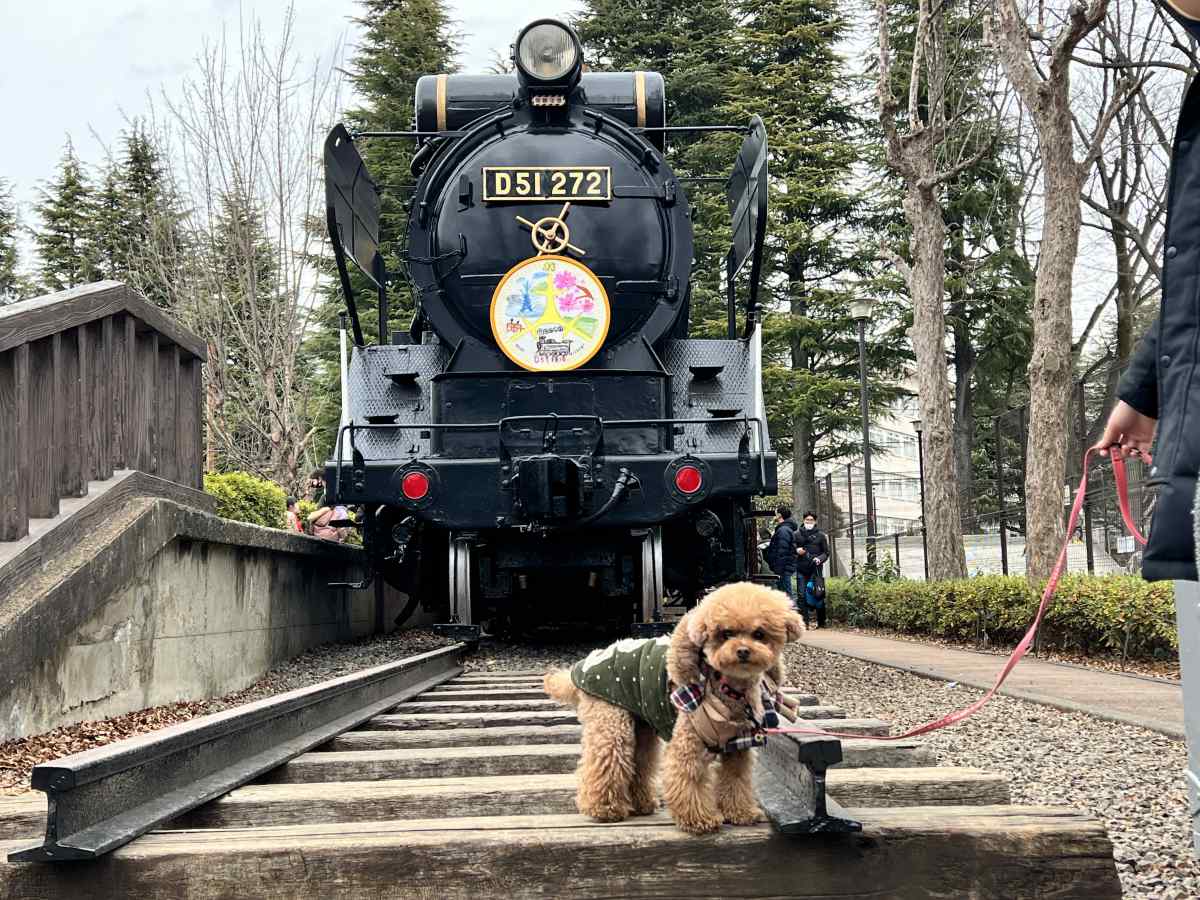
xmin=1161 ymin=0 xmax=1200 ymax=41
xmin=1117 ymin=322 xmax=1160 ymax=419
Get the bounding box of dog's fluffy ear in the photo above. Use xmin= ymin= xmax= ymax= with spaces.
xmin=784 ymin=608 xmax=806 ymax=642
xmin=686 ymin=607 xmax=709 ymax=648
xmin=668 ymin=606 xmax=708 ymax=688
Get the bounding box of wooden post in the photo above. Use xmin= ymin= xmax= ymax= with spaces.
xmin=27 ymin=334 xmax=61 ymax=518
xmin=135 ymin=330 xmax=159 ymax=474
xmin=54 ymin=327 xmax=86 ymax=499
xmin=178 ymin=356 xmax=204 ymax=489
xmin=0 ymin=344 xmax=30 ymax=540
xmin=114 ymin=314 xmax=135 ymax=469
xmin=90 ymin=318 xmax=114 ymax=481
xmin=157 ymin=343 xmax=179 ymax=484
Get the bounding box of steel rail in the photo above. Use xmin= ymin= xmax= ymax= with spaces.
xmin=9 ymin=643 xmax=468 ymax=863
xmin=754 ymin=733 xmax=862 ymax=835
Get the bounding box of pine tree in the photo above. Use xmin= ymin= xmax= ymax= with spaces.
xmin=305 ymin=0 xmax=460 ymax=465
xmin=103 ymin=123 xmax=186 ymax=307
xmin=727 ymin=0 xmax=910 ymax=513
xmin=0 ymin=179 xmax=24 ymax=303
xmin=33 ymin=140 xmax=97 ymax=292
xmin=575 ymin=0 xmax=743 ymax=333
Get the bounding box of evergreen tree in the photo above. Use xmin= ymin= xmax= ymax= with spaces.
xmin=0 ymin=179 xmax=24 ymax=303
xmin=97 ymin=123 xmax=186 ymax=307
xmin=727 ymin=0 xmax=910 ymax=512
xmin=305 ymin=0 xmax=460 ymax=464
xmin=575 ymin=0 xmax=743 ymax=332
xmin=88 ymin=164 xmax=125 ymax=280
xmin=33 ymin=140 xmax=97 ymax=292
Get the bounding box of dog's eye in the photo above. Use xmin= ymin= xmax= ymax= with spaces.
xmin=752 ymin=629 xmax=765 ymax=641
xmin=722 ymin=629 xmax=735 ymax=640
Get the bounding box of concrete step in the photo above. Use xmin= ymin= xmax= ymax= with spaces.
xmin=393 ymin=698 xmax=562 ymax=714
xmin=173 ymin=767 xmax=1008 ymax=830
xmin=419 ymin=687 xmax=550 ymax=701
xmin=366 ymin=710 xmax=579 ymax=730
xmin=322 ymin=725 xmax=584 ymax=751
xmin=263 ymin=739 xmax=939 ymax=784
xmin=0 ymin=809 xmax=1122 ymax=899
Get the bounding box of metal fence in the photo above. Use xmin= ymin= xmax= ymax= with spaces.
xmin=797 ymin=361 xmax=1152 ymax=580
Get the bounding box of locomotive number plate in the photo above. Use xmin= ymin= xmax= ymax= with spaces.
xmin=483 ymin=166 xmax=611 ymax=202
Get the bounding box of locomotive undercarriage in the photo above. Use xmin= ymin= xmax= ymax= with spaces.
xmin=354 ymin=491 xmax=756 ymax=634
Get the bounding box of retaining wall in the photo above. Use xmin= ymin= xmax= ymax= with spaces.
xmin=0 ymin=475 xmax=427 ymax=741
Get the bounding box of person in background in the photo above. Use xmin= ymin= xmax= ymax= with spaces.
xmin=307 ymin=470 xmax=326 ymax=506
xmin=765 ymin=506 xmax=799 ymax=605
xmin=795 ymin=511 xmax=830 ymax=628
xmin=285 ymin=497 xmax=303 ymax=533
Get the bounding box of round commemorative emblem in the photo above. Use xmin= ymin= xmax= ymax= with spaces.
xmin=490 ymin=255 xmax=611 ymax=372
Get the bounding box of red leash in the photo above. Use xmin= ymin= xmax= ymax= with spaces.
xmin=768 ymin=449 xmax=1148 ymax=742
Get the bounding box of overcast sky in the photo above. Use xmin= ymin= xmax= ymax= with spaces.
xmin=0 ymin=0 xmax=577 ymax=221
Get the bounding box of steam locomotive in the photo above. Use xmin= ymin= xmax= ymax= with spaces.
xmin=323 ymin=19 xmax=775 ymax=634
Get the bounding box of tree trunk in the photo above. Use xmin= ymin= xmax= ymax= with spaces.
xmin=906 ymin=180 xmax=968 ymax=580
xmin=1024 ymin=121 xmax=1081 ymax=583
xmin=204 ymin=340 xmax=221 ymax=473
xmin=951 ymin=304 xmax=976 ymax=527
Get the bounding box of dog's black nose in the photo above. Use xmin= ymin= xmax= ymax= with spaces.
xmin=737 ymin=648 xmax=750 ymax=662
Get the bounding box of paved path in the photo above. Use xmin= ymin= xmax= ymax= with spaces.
xmin=802 ymin=629 xmax=1185 ymax=739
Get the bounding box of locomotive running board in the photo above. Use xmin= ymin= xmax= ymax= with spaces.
xmin=754 ymin=733 xmax=863 ymax=835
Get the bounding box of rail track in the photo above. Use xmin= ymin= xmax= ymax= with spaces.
xmin=0 ymin=643 xmax=1121 ymax=898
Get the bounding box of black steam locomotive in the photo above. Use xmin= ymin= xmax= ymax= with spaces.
xmin=323 ymin=19 xmax=775 ymax=633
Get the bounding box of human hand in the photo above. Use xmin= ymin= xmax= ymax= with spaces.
xmin=1093 ymin=400 xmax=1156 ymax=463
xmin=796 ymin=547 xmax=806 ymax=555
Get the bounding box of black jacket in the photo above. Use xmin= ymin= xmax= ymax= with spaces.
xmin=795 ymin=526 xmax=830 ymax=576
xmin=766 ymin=520 xmax=798 ymax=575
xmin=1117 ymin=3 xmax=1200 ymax=582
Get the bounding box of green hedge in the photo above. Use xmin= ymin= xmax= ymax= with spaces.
xmin=203 ymin=471 xmax=286 ymax=529
xmin=827 ymin=574 xmax=1177 ymax=660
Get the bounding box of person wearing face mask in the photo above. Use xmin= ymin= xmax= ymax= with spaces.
xmin=795 ymin=511 xmax=830 ymax=628
xmin=765 ymin=505 xmax=799 ymax=604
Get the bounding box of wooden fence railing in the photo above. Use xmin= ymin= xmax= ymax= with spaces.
xmin=0 ymin=282 xmax=206 ymax=541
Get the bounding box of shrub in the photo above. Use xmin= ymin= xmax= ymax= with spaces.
xmin=203 ymin=471 xmax=286 ymax=529
xmin=826 ymin=574 xmax=1177 ymax=661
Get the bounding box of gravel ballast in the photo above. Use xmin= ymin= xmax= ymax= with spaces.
xmin=785 ymin=642 xmax=1196 ymax=900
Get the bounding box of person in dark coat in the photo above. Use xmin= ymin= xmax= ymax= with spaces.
xmin=795 ymin=511 xmax=830 ymax=628
xmin=1093 ymin=0 xmax=1200 ymax=584
xmin=765 ymin=506 xmax=798 ymax=603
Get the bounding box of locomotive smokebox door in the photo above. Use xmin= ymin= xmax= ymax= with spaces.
xmin=517 ymin=456 xmax=586 ymax=520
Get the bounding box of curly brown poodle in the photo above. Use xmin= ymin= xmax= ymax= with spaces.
xmin=544 ymin=582 xmax=805 ymax=834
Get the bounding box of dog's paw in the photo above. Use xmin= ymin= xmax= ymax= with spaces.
xmin=674 ymin=812 xmax=723 ymax=835
xmin=577 ymin=801 xmax=631 ymax=823
xmin=630 ymin=795 xmax=659 ymax=816
xmin=721 ymin=804 xmax=766 ymax=826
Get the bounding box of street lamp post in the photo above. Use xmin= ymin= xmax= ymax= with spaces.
xmin=912 ymin=418 xmax=929 ymax=580
xmin=850 ymin=297 xmax=877 ymax=566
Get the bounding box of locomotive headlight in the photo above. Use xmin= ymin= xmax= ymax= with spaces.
xmin=515 ymin=20 xmax=581 ymax=86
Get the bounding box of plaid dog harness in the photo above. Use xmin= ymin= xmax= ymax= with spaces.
xmin=670 ymin=660 xmax=798 ymax=754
